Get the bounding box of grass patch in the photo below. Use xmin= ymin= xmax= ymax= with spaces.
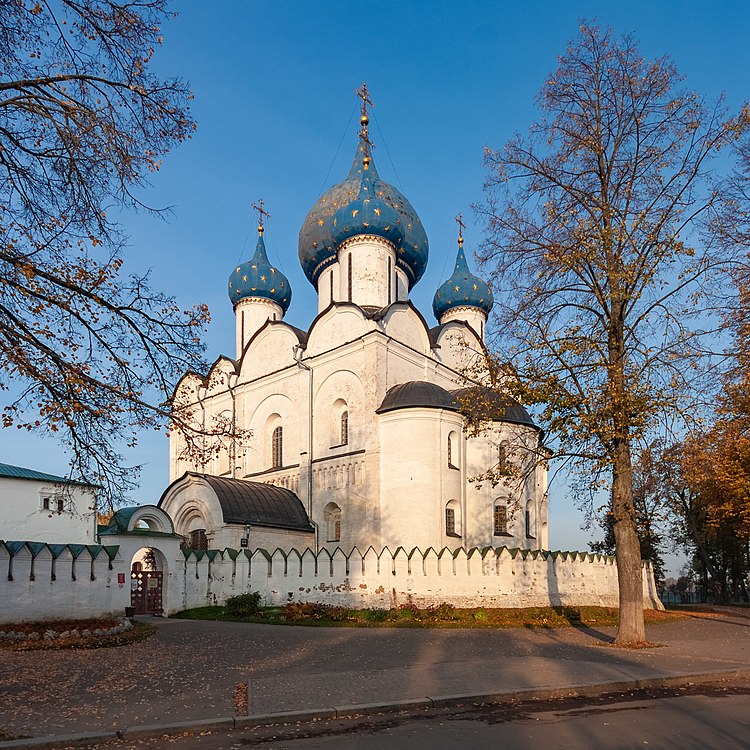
xmin=0 ymin=621 xmax=156 ymax=651
xmin=173 ymin=603 xmax=685 ymax=629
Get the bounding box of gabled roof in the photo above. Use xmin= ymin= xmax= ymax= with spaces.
xmin=0 ymin=462 xmax=92 ymax=486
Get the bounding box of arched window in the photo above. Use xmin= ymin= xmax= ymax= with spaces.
xmin=187 ymin=529 xmax=208 ymax=550
xmin=272 ymin=425 xmax=283 ymax=468
xmin=445 ymin=499 xmax=461 ymax=537
xmin=447 ymin=431 xmax=458 ymax=469
xmin=494 ymin=503 xmax=508 ymax=536
xmin=341 ymin=410 xmax=349 ymax=446
xmin=324 ymin=502 xmax=342 ymax=542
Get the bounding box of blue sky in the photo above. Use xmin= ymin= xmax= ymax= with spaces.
xmin=3 ymin=1 xmax=749 ymax=567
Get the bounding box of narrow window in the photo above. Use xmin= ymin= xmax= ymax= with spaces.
xmin=341 ymin=410 xmax=349 ymax=445
xmin=445 ymin=507 xmax=456 ymax=535
xmin=42 ymin=496 xmax=51 ymax=511
xmin=347 ymin=254 xmax=353 ymax=302
xmin=329 ymin=269 xmax=334 ymax=304
xmin=241 ymin=310 xmax=245 ymax=345
xmin=448 ymin=431 xmax=458 ymax=469
xmin=525 ymin=500 xmax=535 ymax=539
xmin=387 ymin=257 xmax=392 ymax=304
xmin=494 ymin=505 xmax=508 ymax=535
xmin=56 ymin=497 xmax=64 ymax=513
xmin=324 ymin=503 xmax=342 ymax=542
xmin=272 ymin=425 xmax=283 ymax=468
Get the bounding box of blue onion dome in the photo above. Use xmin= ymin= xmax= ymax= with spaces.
xmin=228 ymin=229 xmax=291 ymax=312
xmin=298 ymin=137 xmax=428 ymax=289
xmin=330 ymin=162 xmax=404 ymax=250
xmin=433 ymin=236 xmax=494 ymax=320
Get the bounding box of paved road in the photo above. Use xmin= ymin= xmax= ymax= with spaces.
xmin=56 ymin=678 xmax=750 ymax=749
xmin=1 ymin=609 xmax=750 ymax=741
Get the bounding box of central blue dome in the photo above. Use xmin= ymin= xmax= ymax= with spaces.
xmin=298 ymin=139 xmax=428 ymax=289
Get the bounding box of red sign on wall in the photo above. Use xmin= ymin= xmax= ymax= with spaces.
xmin=117 ymin=573 xmax=126 ymax=584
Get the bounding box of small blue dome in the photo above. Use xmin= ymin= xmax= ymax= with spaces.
xmin=298 ymin=139 xmax=428 ymax=289
xmin=330 ymin=166 xmax=404 ymax=250
xmin=433 ymin=239 xmax=493 ymax=320
xmin=228 ymin=232 xmax=291 ymax=312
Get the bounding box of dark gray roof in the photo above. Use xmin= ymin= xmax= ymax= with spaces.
xmin=188 ymin=474 xmax=314 ymax=532
xmin=376 ymin=381 xmax=456 ymax=414
xmin=375 ymin=381 xmax=538 ymax=429
xmin=451 ymin=386 xmax=537 ymax=428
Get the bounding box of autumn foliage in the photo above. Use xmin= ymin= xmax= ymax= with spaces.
xmin=478 ymin=23 xmax=750 ymax=642
xmin=0 ymin=1 xmax=206 ymax=506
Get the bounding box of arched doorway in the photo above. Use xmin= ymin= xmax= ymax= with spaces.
xmin=130 ymin=546 xmax=167 ymax=615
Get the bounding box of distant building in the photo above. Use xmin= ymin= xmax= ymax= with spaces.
xmin=0 ymin=462 xmax=98 ymax=543
xmin=162 ymin=95 xmax=548 ymax=554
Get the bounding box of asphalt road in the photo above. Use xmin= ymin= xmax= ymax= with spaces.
xmin=61 ymin=678 xmax=750 ymax=750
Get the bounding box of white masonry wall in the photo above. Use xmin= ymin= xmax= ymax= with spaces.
xmin=0 ymin=541 xmax=662 ymax=623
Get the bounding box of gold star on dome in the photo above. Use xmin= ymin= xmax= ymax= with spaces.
xmin=260 ymin=275 xmax=266 ymax=282
xmin=242 ymin=275 xmax=247 ymax=282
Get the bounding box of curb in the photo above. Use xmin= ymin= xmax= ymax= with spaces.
xmin=2 ymin=668 xmax=749 ymax=749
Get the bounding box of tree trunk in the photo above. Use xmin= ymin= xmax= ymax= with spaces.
xmin=612 ymin=439 xmax=646 ymax=644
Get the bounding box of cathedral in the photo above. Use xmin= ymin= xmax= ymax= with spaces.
xmin=159 ymin=90 xmax=549 ymax=555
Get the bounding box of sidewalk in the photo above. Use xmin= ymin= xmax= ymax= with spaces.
xmin=1 ymin=609 xmax=749 ymax=747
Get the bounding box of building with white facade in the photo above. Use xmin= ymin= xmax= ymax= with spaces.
xmin=160 ymin=100 xmax=548 ymax=556
xmin=0 ymin=462 xmax=98 ymax=544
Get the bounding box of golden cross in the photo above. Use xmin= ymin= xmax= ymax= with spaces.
xmin=456 ymin=212 xmax=466 ymax=244
xmin=355 ymin=82 xmax=373 ymax=119
xmin=252 ymin=199 xmax=271 ymax=234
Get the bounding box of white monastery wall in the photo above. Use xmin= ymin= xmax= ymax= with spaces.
xmin=0 ymin=540 xmax=663 ymax=623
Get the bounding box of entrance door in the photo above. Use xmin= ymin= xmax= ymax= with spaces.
xmin=131 ymin=570 xmax=163 ymax=615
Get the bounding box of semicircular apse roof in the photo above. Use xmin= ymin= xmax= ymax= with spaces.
xmin=375 ymin=381 xmax=538 ymax=430
xmin=170 ymin=474 xmax=313 ymax=531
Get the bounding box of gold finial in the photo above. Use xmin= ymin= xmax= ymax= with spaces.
xmin=355 ymin=82 xmax=375 ymax=168
xmin=456 ymin=212 xmax=466 ymax=247
xmin=252 ymin=198 xmax=271 ymax=235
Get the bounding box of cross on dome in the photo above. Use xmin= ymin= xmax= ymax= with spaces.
xmin=252 ymin=198 xmax=271 ymax=235
xmin=355 ymin=82 xmax=375 ymax=167
xmin=455 ymin=212 xmax=466 ymax=246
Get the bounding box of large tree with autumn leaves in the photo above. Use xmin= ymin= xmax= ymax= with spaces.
xmin=0 ymin=1 xmax=208 ymax=507
xmin=478 ymin=23 xmax=750 ymax=643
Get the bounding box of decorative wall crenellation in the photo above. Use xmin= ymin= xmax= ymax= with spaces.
xmin=0 ymin=537 xmax=663 ymax=623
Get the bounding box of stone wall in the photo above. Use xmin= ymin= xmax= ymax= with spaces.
xmin=0 ymin=538 xmax=662 ymax=623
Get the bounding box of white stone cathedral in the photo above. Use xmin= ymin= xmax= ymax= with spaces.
xmin=160 ymin=95 xmax=549 ymax=555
